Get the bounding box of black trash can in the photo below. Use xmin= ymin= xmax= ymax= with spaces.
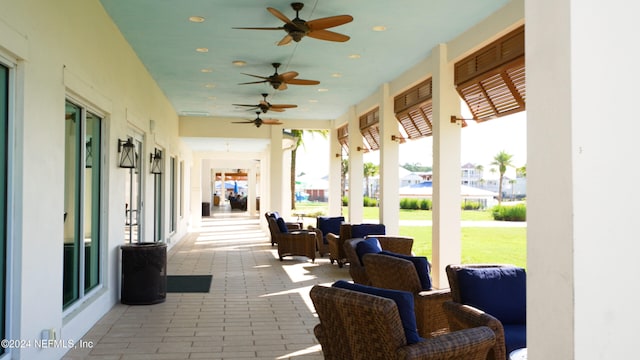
xmin=120 ymin=242 xmax=167 ymax=305
xmin=202 ymin=202 xmax=210 ymax=216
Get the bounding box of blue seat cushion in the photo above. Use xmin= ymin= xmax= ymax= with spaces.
xmin=351 ymin=224 xmax=386 ymax=238
xmin=503 ymin=324 xmax=527 ymax=354
xmin=332 ymin=280 xmax=423 ymax=345
xmin=354 ymin=237 xmax=382 ymax=265
xmin=276 ymin=217 xmax=288 ymax=233
xmin=317 ymin=216 xmax=344 ymax=244
xmin=457 ymin=266 xmax=526 ymax=324
xmin=379 ymin=251 xmax=432 ymax=290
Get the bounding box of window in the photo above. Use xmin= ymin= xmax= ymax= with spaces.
xmin=153 ymin=149 xmax=163 ymax=242
xmin=0 ymin=61 xmax=10 ymax=356
xmin=63 ymin=99 xmax=102 ymax=308
xmin=124 ymin=137 xmax=143 ymax=244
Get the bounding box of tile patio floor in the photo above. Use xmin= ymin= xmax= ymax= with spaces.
xmin=63 ymin=212 xmax=347 ymax=360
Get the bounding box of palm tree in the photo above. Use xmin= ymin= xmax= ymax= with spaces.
xmin=290 ymin=129 xmax=328 ymax=209
xmin=341 ymin=157 xmax=348 ymax=197
xmin=490 ymin=150 xmax=514 ymax=204
xmin=363 ymin=162 xmax=379 ymax=198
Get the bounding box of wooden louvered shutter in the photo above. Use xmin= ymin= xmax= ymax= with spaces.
xmin=455 ymin=25 xmax=525 ymax=122
xmin=337 ymin=124 xmax=349 ymax=154
xmin=359 ymin=108 xmax=380 ymax=151
xmin=394 ymin=79 xmax=433 ymax=139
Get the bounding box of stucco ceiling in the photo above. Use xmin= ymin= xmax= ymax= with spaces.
xmin=99 ymin=0 xmax=510 ymax=123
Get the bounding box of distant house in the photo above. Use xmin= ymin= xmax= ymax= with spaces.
xmin=399 ymin=181 xmax=499 ymax=208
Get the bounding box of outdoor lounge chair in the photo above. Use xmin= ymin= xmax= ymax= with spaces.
xmin=308 ymin=215 xmax=344 ymax=257
xmin=265 ymin=213 xmax=318 ymax=262
xmin=326 ymin=223 xmax=386 ymax=267
xmin=343 ymin=235 xmax=414 ymax=285
xmin=363 ymin=252 xmax=451 ymax=338
xmin=309 ymin=284 xmax=496 ymax=360
xmin=443 ymin=264 xmax=526 ymax=360
xmin=264 ymin=212 xmax=302 ymax=246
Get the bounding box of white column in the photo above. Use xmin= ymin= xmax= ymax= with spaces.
xmin=328 ymin=125 xmax=343 ymax=216
xmin=247 ymin=165 xmax=257 ymax=215
xmin=378 ymin=83 xmax=400 ymax=233
xmin=269 ymin=127 xmax=285 ymax=215
xmin=431 ymin=43 xmax=461 ymax=289
xmin=189 ymin=155 xmax=202 ymax=227
xmin=347 ymin=106 xmax=364 ymax=223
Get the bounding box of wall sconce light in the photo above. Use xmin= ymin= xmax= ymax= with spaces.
xmin=117 ymin=138 xmax=136 ymax=168
xmin=335 ymin=153 xmax=341 ymax=158
xmin=150 ymin=148 xmax=163 ymax=174
xmin=85 ymin=138 xmax=93 ymax=168
xmin=391 ymin=135 xmax=405 ymax=142
xmin=356 ymin=146 xmax=369 ymax=153
xmin=450 ymin=115 xmax=478 ymax=124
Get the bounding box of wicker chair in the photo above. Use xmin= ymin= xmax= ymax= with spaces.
xmin=343 ymin=235 xmax=414 ymax=285
xmin=265 ymin=214 xmax=317 ymax=262
xmin=443 ymin=264 xmax=526 ymax=360
xmin=363 ymin=253 xmax=451 ymax=338
xmin=264 ymin=212 xmax=302 ymax=246
xmin=310 ymin=285 xmax=496 ymax=360
xmin=308 ymin=216 xmax=345 ymax=258
xmin=327 ymin=223 xmax=386 ymax=267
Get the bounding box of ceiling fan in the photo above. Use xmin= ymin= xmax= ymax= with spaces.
xmin=234 ymin=2 xmax=353 ymax=46
xmin=232 ymin=112 xmax=283 ymax=128
xmin=233 ymin=93 xmax=298 ymax=113
xmin=239 ymin=62 xmax=319 ymax=90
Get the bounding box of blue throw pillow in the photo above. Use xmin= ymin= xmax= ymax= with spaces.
xmin=317 ymin=216 xmax=344 ymax=244
xmin=351 ymin=224 xmax=386 ymax=238
xmin=276 ymin=217 xmax=288 ymax=233
xmin=457 ymin=266 xmax=526 ymax=324
xmin=332 ymin=280 xmax=423 ymax=345
xmin=379 ymin=251 xmax=432 ymax=290
xmin=354 ymin=237 xmax=382 ymax=265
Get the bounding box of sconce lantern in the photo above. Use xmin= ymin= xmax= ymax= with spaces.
xmin=117 ymin=138 xmax=136 ymax=168
xmin=150 ymin=148 xmax=163 ymax=174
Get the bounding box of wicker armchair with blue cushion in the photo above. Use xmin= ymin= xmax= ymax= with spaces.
xmin=343 ymin=235 xmax=414 ymax=285
xmin=265 ymin=213 xmax=317 ymax=262
xmin=310 ymin=216 xmax=344 ymax=258
xmin=326 ymin=223 xmax=386 ymax=268
xmin=363 ymin=253 xmax=452 ymax=338
xmin=443 ymin=264 xmax=527 ymax=360
xmin=264 ymin=212 xmax=302 ymax=246
xmin=310 ymin=282 xmax=496 ymax=360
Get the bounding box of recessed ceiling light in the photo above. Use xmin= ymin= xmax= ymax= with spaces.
xmin=208 ymin=96 xmax=216 ymax=100
xmin=189 ymin=16 xmax=205 ymax=23
xmin=232 ymin=60 xmax=247 ymax=66
xmin=348 ymin=54 xmax=361 ymax=59
xmin=196 ymin=47 xmax=209 ymax=53
xmin=309 ymin=99 xmax=319 ymax=103
xmin=372 ymin=25 xmax=387 ymax=31
xmin=201 ymin=68 xmax=213 ymax=73
xmin=317 ymin=88 xmax=329 ymax=92
xmin=331 ymin=73 xmax=342 ymax=78
xmin=204 ymin=83 xmax=215 ymax=88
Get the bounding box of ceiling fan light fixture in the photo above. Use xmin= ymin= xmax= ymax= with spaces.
xmin=188 ymin=16 xmax=205 ymax=23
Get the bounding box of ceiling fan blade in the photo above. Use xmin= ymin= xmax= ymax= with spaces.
xmin=232 ymin=104 xmax=259 ymax=108
xmin=279 ymin=71 xmax=299 ymax=81
xmin=277 ymin=82 xmax=288 ymax=90
xmin=262 ymin=119 xmax=283 ymax=125
xmin=241 ymin=73 xmax=270 ymax=80
xmin=307 ymin=29 xmax=350 ymax=42
xmin=238 ymin=80 xmax=268 ymax=85
xmin=277 ymin=34 xmax=293 ymax=46
xmin=231 ymin=120 xmax=255 ymax=124
xmin=268 ymin=108 xmax=285 ymax=112
xmin=233 ymin=26 xmax=285 ymax=31
xmin=270 ymin=104 xmax=297 ymax=109
xmin=307 ymin=15 xmax=353 ymax=30
xmin=286 ymin=78 xmax=320 ymax=86
xmin=267 ymin=7 xmax=294 ymax=25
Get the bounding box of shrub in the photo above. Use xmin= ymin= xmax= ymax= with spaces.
xmin=363 ymin=196 xmax=378 ymax=207
xmin=462 ymin=201 xmax=482 ymax=210
xmin=342 ymin=196 xmax=348 ymax=206
xmin=419 ymin=199 xmax=432 ymax=210
xmin=492 ymin=204 xmax=526 ymax=221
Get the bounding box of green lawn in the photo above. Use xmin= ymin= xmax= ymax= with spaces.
xmin=293 ymin=202 xmax=526 ymax=268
